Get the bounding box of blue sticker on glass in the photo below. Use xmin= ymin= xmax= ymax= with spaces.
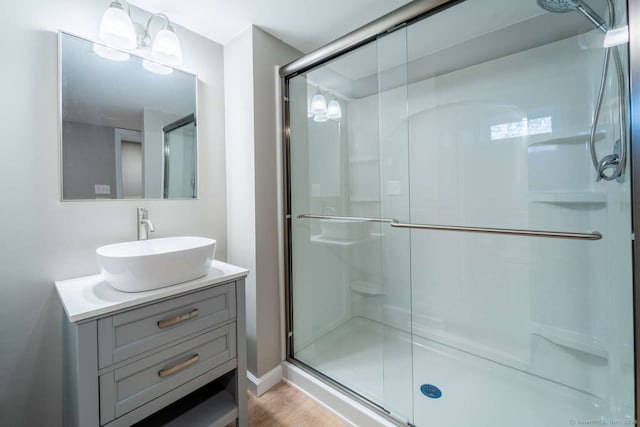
xmin=420 ymin=384 xmax=442 ymax=399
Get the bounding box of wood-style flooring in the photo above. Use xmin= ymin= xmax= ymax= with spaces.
xmin=228 ymin=382 xmax=348 ymax=427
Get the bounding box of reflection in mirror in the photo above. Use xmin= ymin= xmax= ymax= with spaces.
xmin=163 ymin=114 xmax=197 ymax=198
xmin=60 ymin=32 xmax=198 ymax=200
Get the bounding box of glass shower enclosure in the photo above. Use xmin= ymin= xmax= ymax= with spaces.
xmin=163 ymin=113 xmax=197 ymax=198
xmin=282 ymin=0 xmax=637 ymax=425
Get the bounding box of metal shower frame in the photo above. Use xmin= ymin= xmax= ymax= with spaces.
xmin=279 ymin=0 xmax=640 ymax=424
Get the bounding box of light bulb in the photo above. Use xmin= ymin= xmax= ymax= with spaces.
xmin=151 ymin=26 xmax=183 ymax=65
xmin=310 ymin=93 xmax=327 ymax=115
xmin=93 ymin=43 xmax=130 ymax=61
xmin=143 ymin=59 xmax=173 ymax=75
xmin=326 ymin=100 xmax=342 ymax=119
xmin=98 ymin=1 xmax=137 ymax=50
xmin=314 ymin=113 xmax=329 ymax=123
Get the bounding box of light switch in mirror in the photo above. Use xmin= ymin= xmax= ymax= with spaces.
xmin=59 ymin=32 xmax=198 ymax=200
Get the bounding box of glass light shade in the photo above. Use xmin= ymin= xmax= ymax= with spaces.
xmin=98 ymin=2 xmax=137 ymax=50
xmin=93 ymin=43 xmax=130 ymax=61
xmin=143 ymin=59 xmax=173 ymax=75
xmin=310 ymin=93 xmax=327 ymax=115
xmin=151 ymin=27 xmax=183 ymax=65
xmin=314 ymin=113 xmax=329 ymax=123
xmin=326 ymin=100 xmax=342 ymax=119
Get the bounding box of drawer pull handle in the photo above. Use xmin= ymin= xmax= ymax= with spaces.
xmin=157 ymin=309 xmax=199 ymax=329
xmin=158 ymin=354 xmax=200 ymax=378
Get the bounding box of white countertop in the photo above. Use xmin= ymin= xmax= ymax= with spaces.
xmin=55 ymin=260 xmax=249 ymax=323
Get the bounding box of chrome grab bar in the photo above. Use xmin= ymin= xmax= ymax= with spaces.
xmin=297 ymin=214 xmax=602 ymax=241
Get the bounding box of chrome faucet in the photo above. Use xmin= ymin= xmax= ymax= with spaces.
xmin=137 ymin=207 xmax=155 ymax=240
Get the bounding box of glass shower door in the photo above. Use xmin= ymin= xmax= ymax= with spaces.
xmin=403 ymin=0 xmax=634 ymax=425
xmin=288 ymin=27 xmax=415 ymax=423
xmin=376 ymin=27 xmax=414 ymax=422
xmin=286 ymin=0 xmax=634 ymax=425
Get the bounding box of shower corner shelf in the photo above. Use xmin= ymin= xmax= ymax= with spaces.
xmin=310 ymin=233 xmax=383 ymax=246
xmin=530 ymin=322 xmax=608 ymax=359
xmin=528 ymin=191 xmax=607 ymax=205
xmin=350 ymin=280 xmax=384 ymax=295
xmin=528 ymin=132 xmax=605 ymax=147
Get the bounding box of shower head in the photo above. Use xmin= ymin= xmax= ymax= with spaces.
xmin=537 ymin=0 xmax=577 ymax=13
xmin=537 ymin=0 xmax=609 ymax=32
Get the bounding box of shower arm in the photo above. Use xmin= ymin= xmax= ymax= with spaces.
xmin=576 ymin=1 xmax=609 ymax=33
xmin=297 ymin=214 xmax=602 ymax=241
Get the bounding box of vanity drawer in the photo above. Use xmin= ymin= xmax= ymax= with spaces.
xmin=98 ymin=283 xmax=236 ymax=368
xmin=99 ymin=323 xmax=237 ymax=425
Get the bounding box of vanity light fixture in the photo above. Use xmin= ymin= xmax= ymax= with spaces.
xmin=310 ymin=88 xmax=328 ymax=116
xmin=98 ymin=0 xmax=183 ymax=66
xmin=308 ymin=86 xmax=342 ymax=122
xmin=326 ymin=95 xmax=342 ymax=120
xmin=138 ymin=14 xmax=183 ymax=66
xmin=98 ymin=1 xmax=137 ymax=50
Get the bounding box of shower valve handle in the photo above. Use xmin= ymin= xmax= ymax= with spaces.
xmin=597 ymin=153 xmax=620 ymax=181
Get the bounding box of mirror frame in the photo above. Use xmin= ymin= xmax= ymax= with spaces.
xmin=57 ymin=30 xmax=200 ymax=201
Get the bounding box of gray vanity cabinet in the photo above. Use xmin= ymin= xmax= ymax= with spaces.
xmin=61 ymin=278 xmax=248 ymax=427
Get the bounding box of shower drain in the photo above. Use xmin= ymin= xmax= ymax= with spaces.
xmin=420 ymin=384 xmax=442 ymax=399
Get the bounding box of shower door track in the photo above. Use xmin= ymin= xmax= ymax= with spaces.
xmin=297 ymin=214 xmax=603 ymax=240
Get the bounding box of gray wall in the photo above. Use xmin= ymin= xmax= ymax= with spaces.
xmin=252 ymin=28 xmax=301 ymax=376
xmin=225 ymin=28 xmax=258 ymax=376
xmin=225 ymin=26 xmax=301 ymax=379
xmin=0 ymin=1 xmax=227 ymax=425
xmin=62 ymin=121 xmax=117 ymax=199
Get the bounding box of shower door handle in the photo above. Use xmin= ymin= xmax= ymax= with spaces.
xmin=297 ymin=214 xmax=395 ymax=224
xmin=388 ymin=222 xmax=602 ymax=240
xmin=297 ymin=214 xmax=602 ymax=241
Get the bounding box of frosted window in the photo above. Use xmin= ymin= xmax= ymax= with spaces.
xmin=491 ymin=116 xmax=552 ymax=140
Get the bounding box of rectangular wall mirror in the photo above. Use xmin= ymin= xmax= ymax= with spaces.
xmin=59 ymin=32 xmax=198 ymax=200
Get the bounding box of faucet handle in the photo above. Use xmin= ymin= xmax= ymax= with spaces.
xmin=137 ymin=207 xmax=148 ymax=220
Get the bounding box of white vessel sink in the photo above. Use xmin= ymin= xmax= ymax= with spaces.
xmin=320 ymin=219 xmax=373 ymax=241
xmin=97 ymin=236 xmax=216 ymax=292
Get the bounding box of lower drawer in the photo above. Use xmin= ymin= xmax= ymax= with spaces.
xmin=99 ymin=323 xmax=236 ymax=425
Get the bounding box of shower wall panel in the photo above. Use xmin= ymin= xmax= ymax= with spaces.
xmin=344 ymin=30 xmax=633 ymax=419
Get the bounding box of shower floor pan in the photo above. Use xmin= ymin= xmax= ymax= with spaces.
xmin=294 ymin=317 xmax=620 ymax=426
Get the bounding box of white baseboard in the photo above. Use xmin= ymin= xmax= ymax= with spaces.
xmin=247 ymin=364 xmax=283 ymax=397
xmin=281 ymin=361 xmax=398 ymax=427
